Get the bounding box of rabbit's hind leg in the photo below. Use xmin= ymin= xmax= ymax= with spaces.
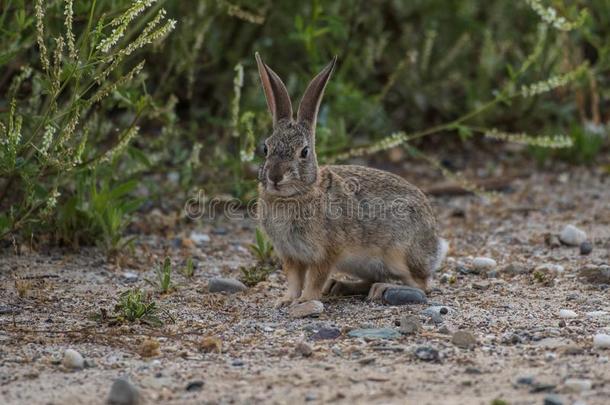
xmin=368 ymin=248 xmax=425 ymax=301
xmin=323 ymin=278 xmax=373 ymax=297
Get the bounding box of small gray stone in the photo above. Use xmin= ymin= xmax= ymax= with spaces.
xmin=414 ymin=346 xmax=439 ymax=362
xmin=62 ymin=349 xmax=84 ymax=370
xmin=107 ymin=378 xmax=140 ymax=405
xmin=516 ymin=376 xmax=534 ymax=385
xmin=543 ymin=394 xmax=564 ymax=405
xmin=472 ymin=257 xmax=497 ymax=271
xmin=382 ymin=287 xmax=427 ymax=305
xmin=558 ymin=309 xmax=577 ymax=319
xmin=422 ymin=306 xmax=448 ymax=324
xmin=579 ymin=241 xmax=593 ymax=255
xmin=190 ymin=231 xmax=211 ymax=244
xmin=593 ymin=333 xmax=610 ymax=349
xmin=0 ymin=305 xmax=20 ymax=315
xmin=579 ymin=265 xmax=610 ymax=284
xmin=472 ymin=281 xmax=490 ymax=290
xmin=399 ymin=315 xmax=422 ymax=335
xmin=288 ymin=300 xmax=324 ymax=318
xmin=208 ymin=277 xmax=247 ymax=294
xmin=452 ymin=330 xmax=477 ymax=349
xmin=311 ymin=327 xmax=341 ymax=340
xmin=563 ymin=378 xmax=591 ymax=392
xmin=535 ymin=263 xmax=565 ymax=274
xmin=438 ymin=325 xmax=452 ymax=335
xmin=502 ymin=263 xmax=530 ymax=275
xmin=347 ymin=328 xmax=401 ymax=340
xmin=559 ymin=224 xmax=586 ymax=246
xmin=295 ymin=341 xmax=313 ymax=357
xmin=122 ymin=272 xmax=139 ymax=283
xmin=185 ymin=380 xmax=204 ymax=392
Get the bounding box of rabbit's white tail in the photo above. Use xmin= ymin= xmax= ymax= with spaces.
xmin=431 ymin=238 xmax=449 ymax=272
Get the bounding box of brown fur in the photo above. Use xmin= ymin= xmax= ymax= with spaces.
xmin=254 ymin=53 xmax=447 ymax=306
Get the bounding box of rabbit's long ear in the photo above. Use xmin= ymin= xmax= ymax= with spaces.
xmin=297 ymin=56 xmax=337 ymax=132
xmin=255 ymin=52 xmax=293 ymax=125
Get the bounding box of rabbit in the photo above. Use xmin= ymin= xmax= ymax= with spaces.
xmin=254 ymin=52 xmax=448 ymax=307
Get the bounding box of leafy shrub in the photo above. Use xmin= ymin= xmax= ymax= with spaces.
xmin=0 ymin=0 xmax=175 ymax=247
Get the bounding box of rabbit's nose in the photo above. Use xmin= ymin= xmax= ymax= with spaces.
xmin=268 ymin=171 xmax=284 ymax=186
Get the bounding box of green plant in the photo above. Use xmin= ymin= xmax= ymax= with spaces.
xmin=240 ymin=264 xmax=274 ymax=287
xmin=54 ymin=171 xmax=142 ymax=253
xmin=249 ymin=228 xmax=274 ymax=265
xmin=114 ymin=288 xmax=161 ymax=326
xmin=148 ymin=256 xmax=174 ymax=293
xmin=182 ymin=257 xmax=195 ymax=278
xmin=0 ymin=0 xmax=175 ymax=244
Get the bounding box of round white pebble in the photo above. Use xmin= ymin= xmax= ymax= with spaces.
xmin=593 ymin=334 xmax=610 ymax=349
xmin=535 ymin=263 xmax=565 ymax=273
xmin=564 ymin=378 xmax=592 ymax=392
xmin=62 ymin=349 xmax=84 ymax=370
xmin=559 ymin=224 xmax=587 ymax=246
xmin=586 ymin=311 xmax=608 ymax=318
xmin=559 ymin=309 xmax=578 ymax=319
xmin=472 ymin=257 xmax=497 ymax=271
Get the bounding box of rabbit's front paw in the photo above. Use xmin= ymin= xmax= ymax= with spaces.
xmin=297 ymin=291 xmax=322 ymax=302
xmin=275 ymin=295 xmax=296 ymax=309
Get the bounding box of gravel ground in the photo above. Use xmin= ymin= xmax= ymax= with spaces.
xmin=1 ymin=166 xmax=609 ymax=405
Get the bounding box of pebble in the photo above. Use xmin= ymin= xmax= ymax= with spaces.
xmin=122 ymin=272 xmax=139 ymax=283
xmin=399 ymin=315 xmax=422 ymax=335
xmin=382 ymin=287 xmax=427 ymax=305
xmin=579 ymin=241 xmax=593 ymax=255
xmin=472 ymin=281 xmax=490 ymax=290
xmin=189 ymin=231 xmax=211 ymax=244
xmin=502 ymin=262 xmax=529 ymax=275
xmin=559 ymin=225 xmax=587 ymax=246
xmin=185 ymin=380 xmax=204 ymax=392
xmin=563 ymin=378 xmax=591 ymax=392
xmin=438 ymin=325 xmax=451 ymax=335
xmin=516 ymin=376 xmax=534 ymax=385
xmin=585 ymin=311 xmax=608 ymax=318
xmin=543 ymin=394 xmax=564 ymax=405
xmin=452 ymin=330 xmax=477 ymax=349
xmin=558 ymin=309 xmax=577 ymax=319
xmin=593 ymin=334 xmax=610 ymax=349
xmin=347 ymin=328 xmax=401 ymax=340
xmin=295 ymin=341 xmax=313 ymax=357
xmin=208 ymin=277 xmax=247 ymax=294
xmin=535 ymin=263 xmax=565 ymax=273
xmin=107 ymin=378 xmax=140 ymax=405
xmin=414 ymin=346 xmax=439 ymax=362
xmin=62 ymin=349 xmax=84 ymax=370
xmin=422 ymin=306 xmax=448 ymax=324
xmin=579 ymin=265 xmax=610 ymax=284
xmin=311 ymin=327 xmax=341 ymax=340
xmin=472 ymin=257 xmax=497 ymax=271
xmin=288 ymin=300 xmax=324 ymax=318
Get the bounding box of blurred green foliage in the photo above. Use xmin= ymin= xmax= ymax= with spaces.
xmin=1 ymin=0 xmax=608 ymax=249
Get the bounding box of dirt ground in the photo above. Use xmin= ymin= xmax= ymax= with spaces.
xmin=1 ymin=162 xmax=609 ymax=405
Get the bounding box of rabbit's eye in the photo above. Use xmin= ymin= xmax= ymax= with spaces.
xmin=300 ymin=146 xmax=309 ymax=159
xmin=263 ymin=145 xmax=268 ymax=156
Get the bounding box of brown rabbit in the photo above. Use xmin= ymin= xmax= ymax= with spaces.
xmin=255 ymin=52 xmax=448 ymax=307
